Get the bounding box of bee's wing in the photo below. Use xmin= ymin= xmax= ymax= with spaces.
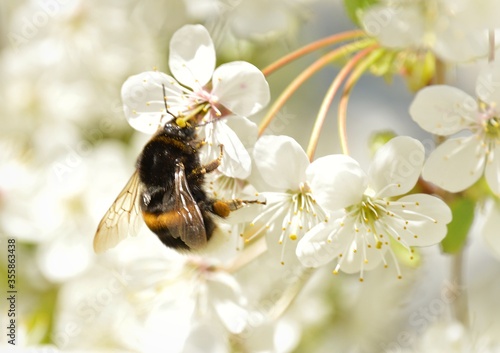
xmin=172 ymin=162 xmax=207 ymax=250
xmin=93 ymin=171 xmax=142 ymax=253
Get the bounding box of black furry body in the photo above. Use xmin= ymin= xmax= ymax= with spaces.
xmin=136 ymin=123 xmax=216 ymax=250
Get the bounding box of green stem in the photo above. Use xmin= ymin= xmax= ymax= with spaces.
xmin=261 ymin=30 xmax=366 ymax=77
xmin=258 ymin=39 xmax=375 ymax=135
xmin=337 ymin=47 xmax=384 ymax=156
xmin=450 ymin=249 xmax=469 ymax=326
xmin=431 ymin=56 xmax=470 ymax=328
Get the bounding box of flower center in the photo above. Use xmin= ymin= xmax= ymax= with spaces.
xmin=344 ymin=194 xmax=387 ymax=249
xmin=191 ymin=89 xmax=224 ymax=121
xmin=478 ymin=103 xmax=500 ymax=156
xmin=245 ymin=182 xmax=328 ymax=265
xmin=348 ymin=195 xmax=379 ymax=227
xmin=484 ymin=116 xmax=500 ymax=140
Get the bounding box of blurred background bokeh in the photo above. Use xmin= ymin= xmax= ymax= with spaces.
xmin=1 ymin=0 xmax=500 ymax=352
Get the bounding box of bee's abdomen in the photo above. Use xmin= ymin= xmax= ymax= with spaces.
xmin=142 ymin=208 xmax=216 ymax=250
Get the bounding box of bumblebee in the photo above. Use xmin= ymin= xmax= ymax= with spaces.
xmin=93 ymin=119 xmax=262 ymax=253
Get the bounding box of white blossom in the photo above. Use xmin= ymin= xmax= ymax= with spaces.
xmin=296 ymin=136 xmax=452 ymax=279
xmin=410 ymin=63 xmax=500 ymax=194
xmin=361 ymin=0 xmax=500 ymax=62
xmin=121 ymin=24 xmax=270 ymax=178
xmin=247 ymin=135 xmax=330 ymax=265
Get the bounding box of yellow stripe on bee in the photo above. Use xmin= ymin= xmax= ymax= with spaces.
xmin=142 ymin=207 xmax=198 ymax=231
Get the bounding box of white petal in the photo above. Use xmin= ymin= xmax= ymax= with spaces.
xmin=433 ymin=25 xmax=488 ymax=62
xmin=482 ymin=200 xmax=500 ymax=260
xmin=422 ymin=136 xmax=486 ymax=192
xmin=207 ymin=272 xmax=247 ymax=334
xmin=307 ymin=154 xmax=366 ymax=211
xmin=182 ymin=322 xmax=227 ymax=353
xmin=212 ymin=299 xmax=248 ymax=334
xmin=212 ymin=61 xmax=270 ymax=117
xmin=385 ymin=194 xmax=452 ymax=247
xmin=336 ymin=232 xmax=386 ymax=275
xmin=169 ymin=24 xmax=215 ymax=89
xmin=458 ymin=0 xmax=500 ymax=30
xmin=368 ymin=136 xmax=424 ymax=198
xmin=225 ymin=116 xmax=258 ymax=148
xmin=362 ymin=5 xmax=424 ymax=49
xmin=485 ymin=145 xmax=500 ymax=195
xmin=296 ymin=215 xmax=350 ymax=268
xmin=476 ymin=62 xmax=500 ymax=105
xmin=214 ymin=121 xmax=252 ymax=179
xmin=121 ymin=71 xmax=182 ymax=134
xmin=253 ymin=135 xmax=309 ymax=191
xmin=409 ymin=85 xmax=477 ymax=136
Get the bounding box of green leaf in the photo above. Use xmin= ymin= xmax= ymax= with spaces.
xmin=343 ymin=0 xmax=380 ymax=27
xmin=441 ymin=198 xmax=475 ymax=254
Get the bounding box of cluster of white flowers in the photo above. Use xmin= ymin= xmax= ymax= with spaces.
xmin=4 ymin=0 xmax=500 ymax=352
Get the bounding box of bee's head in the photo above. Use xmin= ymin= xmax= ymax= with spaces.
xmin=163 ymin=120 xmax=196 ymax=140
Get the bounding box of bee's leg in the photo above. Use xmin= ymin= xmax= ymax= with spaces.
xmin=191 ymin=145 xmax=224 ymax=176
xmin=211 ymin=198 xmax=266 ymax=218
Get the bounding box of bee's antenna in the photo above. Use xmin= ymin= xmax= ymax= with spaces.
xmin=162 ymin=84 xmax=176 ymax=118
xmin=196 ymin=118 xmax=219 ymax=127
